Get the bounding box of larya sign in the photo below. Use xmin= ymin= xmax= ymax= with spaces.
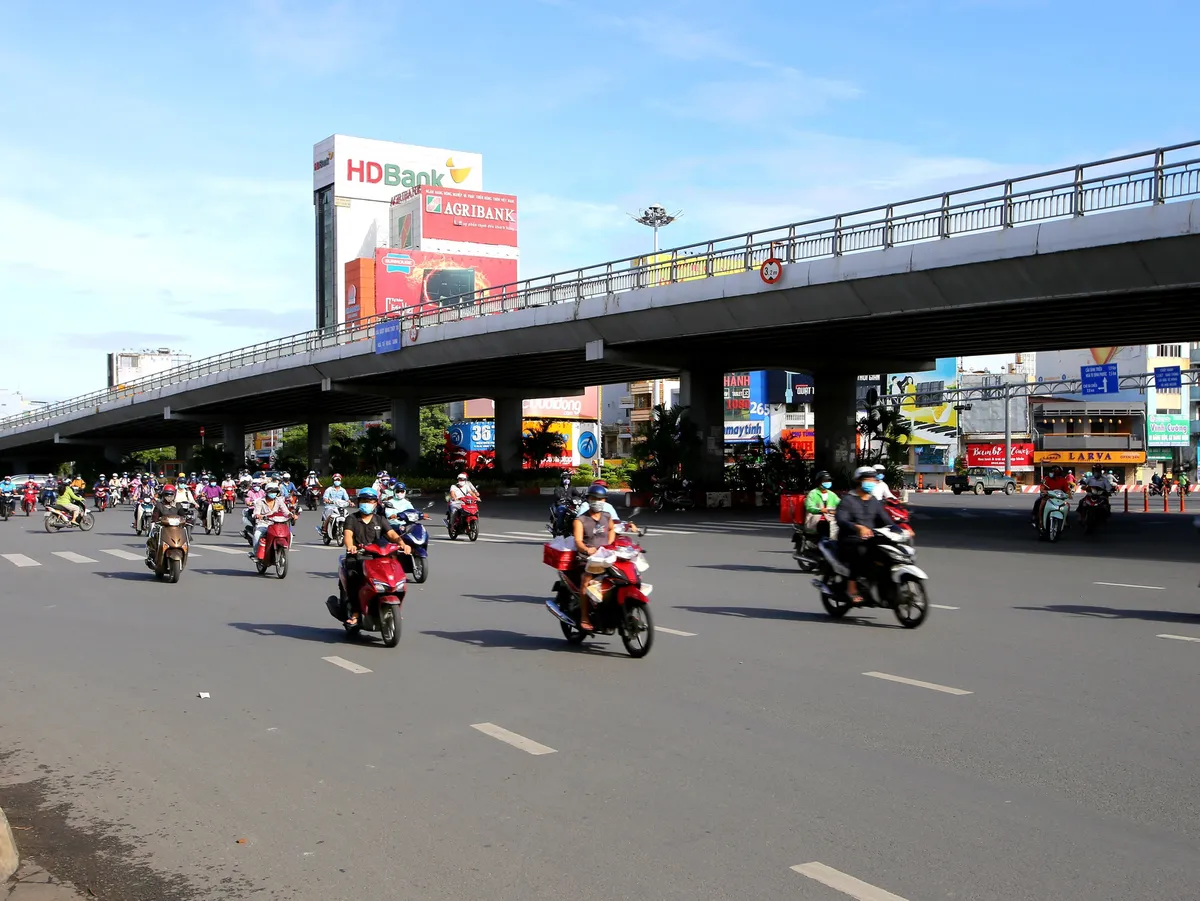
xmin=965 ymin=443 xmax=1035 ymax=467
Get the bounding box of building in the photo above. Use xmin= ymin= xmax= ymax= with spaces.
xmin=0 ymin=389 xmax=47 ymax=421
xmin=107 ymin=348 xmax=191 ymax=388
xmin=958 ymin=370 xmax=1035 ymax=483
xmin=313 ymin=135 xmax=485 ymax=329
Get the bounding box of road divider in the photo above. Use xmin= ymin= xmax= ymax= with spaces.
xmin=470 ymin=722 xmax=557 ymax=755
xmin=790 ymin=862 xmax=909 ymax=900
xmin=862 ymin=671 xmax=972 ymax=696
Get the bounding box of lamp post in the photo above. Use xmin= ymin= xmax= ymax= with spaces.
xmin=631 ymin=204 xmax=681 ymax=253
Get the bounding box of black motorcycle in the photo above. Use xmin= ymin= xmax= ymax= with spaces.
xmin=811 ymin=527 xmax=929 ymax=628
xmin=546 ymin=488 xmax=583 ymax=537
xmin=650 ymin=478 xmax=695 ymax=513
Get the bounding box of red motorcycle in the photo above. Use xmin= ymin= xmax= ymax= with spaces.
xmin=326 ymin=542 xmax=406 ymax=647
xmin=884 ymin=497 xmax=914 ymax=541
xmin=543 ymin=515 xmax=654 ymax=657
xmin=254 ymin=512 xmax=292 ymax=579
xmin=21 ymin=486 xmax=37 ymax=516
xmin=93 ymin=486 xmax=109 ymax=512
xmin=446 ymin=497 xmax=480 ymax=541
xmin=223 ymin=486 xmax=237 ymax=510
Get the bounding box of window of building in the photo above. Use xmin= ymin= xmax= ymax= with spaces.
xmin=1156 ymin=344 xmax=1182 ymax=358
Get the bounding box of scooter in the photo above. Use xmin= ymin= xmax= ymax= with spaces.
xmin=21 ymin=486 xmax=37 ymax=516
xmin=205 ymin=498 xmax=226 ymax=536
xmin=44 ymin=504 xmax=94 ymax=532
xmin=792 ymin=512 xmax=835 ymax=572
xmin=144 ymin=514 xmax=189 ymax=583
xmin=0 ymin=490 xmax=14 ymax=521
xmin=134 ymin=497 xmax=154 ymax=536
xmin=446 ymin=497 xmax=480 ymax=541
xmin=1077 ymin=485 xmax=1110 ymax=535
xmin=650 ymin=479 xmax=694 ymax=513
xmin=254 ymin=512 xmax=292 ymax=579
xmin=388 ymin=502 xmax=433 ymax=584
xmin=546 ymin=489 xmax=583 ymax=538
xmin=1036 ymin=489 xmax=1070 ymax=542
xmin=319 ymin=499 xmax=349 ymax=546
xmin=93 ymin=486 xmax=108 ymax=512
xmin=304 ymin=486 xmax=320 ymax=512
xmin=326 ymin=541 xmax=406 ymax=647
xmin=812 ymin=526 xmax=929 ymax=628
xmin=884 ymin=497 xmax=914 ymax=541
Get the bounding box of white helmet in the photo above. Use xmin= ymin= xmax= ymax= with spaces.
xmin=853 ymin=466 xmax=877 ymax=482
xmin=457 ymin=472 xmax=468 ymax=481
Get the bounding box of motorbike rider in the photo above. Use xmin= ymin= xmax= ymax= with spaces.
xmin=869 ymin=464 xmax=897 ymax=501
xmin=804 ymin=470 xmax=841 ymax=541
xmin=0 ymin=475 xmax=16 ymax=516
xmin=384 ymin=481 xmax=415 ymax=519
xmin=447 ymin=472 xmax=479 ymax=523
xmin=247 ymin=482 xmax=294 ymax=557
xmin=371 ymin=470 xmax=390 ymax=494
xmin=199 ymin=477 xmax=223 ymax=530
xmin=304 ymin=470 xmax=322 ymax=499
xmin=551 ymin=472 xmax=575 ymax=534
xmin=93 ymin=474 xmax=108 ymax=503
xmin=1031 ymin=465 xmax=1073 ymax=526
xmin=341 ymin=487 xmax=409 ymax=626
xmin=55 ymin=481 xmax=86 ymax=524
xmin=145 ymin=483 xmax=181 ymax=550
xmin=70 ymin=473 xmax=85 ymax=492
xmin=571 ymin=485 xmax=617 ymax=632
xmin=834 ymin=466 xmax=894 ymax=604
xmin=319 ymin=474 xmax=350 ymax=533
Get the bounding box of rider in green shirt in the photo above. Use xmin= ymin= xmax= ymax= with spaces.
xmin=56 ymin=484 xmax=85 ymax=523
xmin=804 ymin=471 xmax=840 ymax=539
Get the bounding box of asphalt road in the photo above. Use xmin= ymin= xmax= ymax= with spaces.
xmin=1 ymin=494 xmax=1198 ymax=900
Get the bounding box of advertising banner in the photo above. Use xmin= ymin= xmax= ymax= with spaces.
xmin=314 ymin=135 xmax=483 ymax=200
xmin=1032 ymin=449 xmax=1147 ymax=464
xmin=724 ymin=420 xmax=766 ymax=443
xmin=374 ymin=248 xmax=518 ymax=316
xmin=446 ymin=420 xmax=592 ymax=467
xmin=390 ymin=186 xmax=517 ymax=248
xmin=1148 ymin=413 xmax=1190 ymax=446
xmin=965 ymin=443 xmax=1035 ymax=468
xmin=633 ymin=252 xmax=745 ymax=287
xmin=462 ymin=388 xmax=600 ymax=421
xmin=779 ymin=428 xmax=814 ymax=457
xmin=723 ymin=372 xmax=770 ymax=421
xmin=887 ymin=359 xmax=957 ymax=446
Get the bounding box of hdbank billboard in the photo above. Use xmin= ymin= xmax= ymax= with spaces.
xmin=447 ymin=419 xmax=597 ymax=467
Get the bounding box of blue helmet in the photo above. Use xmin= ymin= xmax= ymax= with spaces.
xmin=395 ymin=482 xmax=406 ymax=492
xmin=357 ymin=487 xmax=379 ymax=501
xmin=587 ymin=484 xmax=608 ymax=499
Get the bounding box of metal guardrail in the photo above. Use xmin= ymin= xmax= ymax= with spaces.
xmin=5 ymin=141 xmax=1200 ymax=434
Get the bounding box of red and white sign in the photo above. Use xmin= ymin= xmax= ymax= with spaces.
xmin=462 ymin=388 xmax=600 ymax=422
xmin=760 ymin=257 xmax=783 ymax=284
xmin=965 ymin=442 xmax=1035 ymax=468
xmin=391 ymin=185 xmax=517 ymax=248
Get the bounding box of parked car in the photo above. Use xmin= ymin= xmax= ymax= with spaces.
xmin=946 ymin=467 xmax=1016 ymax=496
xmin=5 ymin=474 xmax=55 ymax=489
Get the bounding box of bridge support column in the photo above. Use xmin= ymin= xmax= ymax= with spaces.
xmin=812 ymin=371 xmax=859 ymax=480
xmin=679 ymin=368 xmax=725 ymax=486
xmin=389 ymin=400 xmax=421 ymax=468
xmin=307 ymin=420 xmax=331 ymax=475
xmin=223 ymin=421 xmax=246 ymax=464
xmin=103 ymin=445 xmax=124 ymax=466
xmin=494 ymin=397 xmax=523 ymax=475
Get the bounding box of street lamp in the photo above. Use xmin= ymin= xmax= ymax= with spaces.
xmin=630 ymin=204 xmax=682 ymax=253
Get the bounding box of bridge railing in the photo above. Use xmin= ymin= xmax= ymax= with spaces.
xmin=5 ymin=141 xmax=1200 ymax=433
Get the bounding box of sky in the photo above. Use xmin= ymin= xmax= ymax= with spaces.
xmin=2 ymin=0 xmax=1198 ymax=400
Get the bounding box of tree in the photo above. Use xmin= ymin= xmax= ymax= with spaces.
xmin=857 ymin=404 xmax=912 ymax=489
xmin=522 ymin=419 xmax=567 ymax=469
xmin=126 ymin=447 xmax=174 ymax=470
xmin=186 ymin=443 xmax=239 ymax=476
xmin=358 ymin=423 xmax=396 ymax=472
xmin=629 ymin=404 xmax=701 ymax=493
xmin=420 ymin=405 xmax=451 ymax=458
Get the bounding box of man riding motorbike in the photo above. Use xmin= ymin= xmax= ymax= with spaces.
xmin=868 ymin=464 xmax=897 ymax=501
xmin=0 ymin=475 xmax=16 ymax=517
xmin=145 ymin=483 xmax=180 ymax=549
xmin=341 ymin=487 xmax=409 ymax=627
xmin=384 ymin=482 xmax=415 ymax=519
xmin=56 ymin=481 xmax=87 ymax=525
xmin=247 ymin=483 xmax=293 ymax=558
xmin=551 ymin=472 xmax=575 ymax=535
xmin=198 ymin=477 xmax=223 ymax=530
xmin=319 ymin=474 xmax=350 ymax=534
xmin=804 ymin=470 xmax=840 ymax=541
xmin=447 ymin=472 xmax=479 ymax=523
xmin=1031 ymin=465 xmax=1073 ymax=526
xmin=571 ymin=485 xmax=617 ymax=632
xmin=834 ymin=466 xmax=895 ymax=605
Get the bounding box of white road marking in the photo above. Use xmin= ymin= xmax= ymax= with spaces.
xmin=198 ymin=545 xmax=249 ymax=555
xmin=100 ymin=548 xmax=143 ymax=561
xmin=791 ymin=862 xmax=909 ymax=900
xmin=505 ymin=531 xmax=556 ymax=538
xmin=470 ymin=722 xmax=557 ymax=755
xmin=1157 ymin=634 xmax=1200 ymax=643
xmin=930 ymin=604 xmax=960 ymax=610
xmin=954 ymin=511 xmax=979 ymax=518
xmin=321 ymin=656 xmax=372 ymax=674
xmin=52 ymin=551 xmax=98 ymax=564
xmin=637 ymin=527 xmax=695 ymax=534
xmin=656 ymin=626 xmax=697 ymax=636
xmin=1093 ymin=581 xmax=1165 ymax=591
xmin=862 ymin=671 xmax=972 ymax=696
xmin=1 ymin=553 xmax=40 ymax=567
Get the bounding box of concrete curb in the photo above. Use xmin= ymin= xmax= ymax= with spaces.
xmin=0 ymin=804 xmax=18 ymax=881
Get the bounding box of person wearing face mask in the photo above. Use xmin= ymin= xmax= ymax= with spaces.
xmin=834 ymin=466 xmax=894 ymax=604
xmin=803 ymin=470 xmax=840 ymax=541
xmin=571 ymin=485 xmax=617 ymax=632
xmin=320 ymin=473 xmax=350 ymax=533
xmin=869 ymin=464 xmax=897 ymax=501
xmin=446 ymin=472 xmax=479 ymax=524
xmin=247 ymin=482 xmax=294 ymax=557
xmin=341 ymin=487 xmax=409 ymax=626
xmin=199 ymin=477 xmax=223 ymax=531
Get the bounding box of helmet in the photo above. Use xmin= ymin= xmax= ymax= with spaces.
xmin=332 ymin=472 xmax=343 ymax=481
xmin=561 ymin=472 xmax=571 ymax=484
xmin=99 ymin=473 xmax=105 ymax=479
xmin=395 ymin=482 xmax=407 ymax=492
xmin=282 ymin=472 xmax=290 ymax=480
xmin=873 ymin=464 xmax=886 ymax=473
xmin=587 ymin=484 xmax=608 ymax=499
xmin=852 ymin=466 xmax=877 ymax=483
xmin=162 ymin=484 xmax=177 ymax=496
xmin=377 ymin=471 xmax=388 ymax=479
xmin=357 ymin=487 xmax=379 ymax=501
xmin=308 ymin=470 xmax=316 ymax=476
xmin=591 ymin=479 xmax=608 ymax=488
xmin=457 ymin=472 xmax=468 ymax=481
xmin=814 ymin=470 xmax=831 ymax=484
xmin=225 ymin=473 xmax=232 ymax=478
xmin=1050 ymin=466 xmax=1063 ymax=478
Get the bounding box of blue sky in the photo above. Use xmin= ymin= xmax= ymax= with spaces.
xmin=2 ymin=0 xmax=1198 ymax=400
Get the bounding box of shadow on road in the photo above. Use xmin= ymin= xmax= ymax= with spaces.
xmin=190 ymin=567 xmax=261 ymax=577
xmin=1014 ymin=604 xmax=1200 ymax=625
xmin=461 ymin=593 xmax=546 ymax=605
xmin=421 ymin=628 xmax=627 ymax=656
xmin=692 ymin=563 xmax=796 ymax=574
xmin=674 ymin=604 xmax=900 ymax=627
xmin=228 ymin=621 xmax=345 ymax=643
xmin=93 ymin=571 xmax=153 ymax=581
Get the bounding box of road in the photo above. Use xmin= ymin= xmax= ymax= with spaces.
xmin=1 ymin=494 xmax=1198 ymax=900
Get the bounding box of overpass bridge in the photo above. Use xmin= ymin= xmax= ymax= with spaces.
xmin=3 ymin=142 xmax=1200 ymax=477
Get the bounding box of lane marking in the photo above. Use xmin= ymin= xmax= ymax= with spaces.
xmin=656 ymin=626 xmax=697 ymax=636
xmin=100 ymin=548 xmax=143 ymax=561
xmin=1157 ymin=634 xmax=1200 ymax=643
xmin=321 ymin=656 xmax=372 ymax=674
xmin=930 ymin=604 xmax=960 ymax=610
xmin=198 ymin=545 xmax=249 ymax=555
xmin=504 ymin=531 xmax=557 ymax=538
xmin=954 ymin=511 xmax=979 ymax=518
xmin=1093 ymin=581 xmax=1165 ymax=591
xmin=1 ymin=553 xmax=40 ymax=567
xmin=791 ymin=862 xmax=909 ymax=901
xmin=52 ymin=551 xmax=98 ymax=564
xmin=862 ymin=671 xmax=972 ymax=696
xmin=470 ymin=722 xmax=557 ymax=755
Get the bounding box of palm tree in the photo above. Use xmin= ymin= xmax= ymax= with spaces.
xmin=522 ymin=419 xmax=567 ymax=469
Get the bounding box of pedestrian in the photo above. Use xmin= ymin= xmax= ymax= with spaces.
xmin=591 ymin=457 xmax=602 ymax=479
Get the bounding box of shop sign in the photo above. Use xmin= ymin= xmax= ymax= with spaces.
xmin=966 ymin=442 xmax=1035 ymax=467
xmin=1032 ymin=450 xmax=1146 ymax=464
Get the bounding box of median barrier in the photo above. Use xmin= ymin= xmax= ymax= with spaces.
xmin=0 ymin=804 xmax=18 ymax=880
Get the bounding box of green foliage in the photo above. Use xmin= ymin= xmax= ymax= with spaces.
xmin=126 ymin=447 xmax=174 ymax=469
xmin=857 ymin=404 xmax=912 ymax=489
xmin=420 ymin=405 xmax=451 ymax=458
xmin=629 ymin=404 xmax=701 ymax=492
xmin=521 ymin=419 xmax=567 ymax=469
xmin=186 ymin=443 xmax=239 ymax=476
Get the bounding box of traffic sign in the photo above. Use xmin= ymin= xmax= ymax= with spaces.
xmin=760 ymin=257 xmax=783 ymax=284
xmin=578 ymin=431 xmax=598 ymax=459
xmin=1081 ymin=363 xmax=1119 ymax=395
xmin=374 ymin=319 xmax=402 ymax=355
xmin=1154 ymin=365 xmax=1182 ymax=391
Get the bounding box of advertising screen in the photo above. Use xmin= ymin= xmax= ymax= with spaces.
xmin=462 ymin=388 xmax=600 ymax=421
xmin=887 ymin=359 xmax=957 ymax=446
xmin=1148 ymin=413 xmax=1190 ymax=446
xmin=374 ymin=248 xmax=517 ymax=316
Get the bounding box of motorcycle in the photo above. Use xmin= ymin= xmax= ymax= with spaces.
xmin=546 ymin=489 xmax=584 ymax=538
xmin=133 ymin=497 xmax=154 ymax=535
xmin=1077 ymin=485 xmax=1110 ymax=535
xmin=241 ymin=507 xmax=256 ymax=546
xmin=543 ymin=513 xmax=654 ymax=657
xmin=93 ymin=486 xmax=109 ymax=512
xmin=0 ymin=490 xmax=14 ymax=521
xmin=21 ymin=486 xmax=37 ymax=516
xmin=204 ymin=498 xmax=226 ymax=535
xmin=446 ymin=496 xmax=480 ymax=541
xmin=223 ymin=486 xmax=237 ymax=510
xmin=326 ymin=541 xmax=406 ymax=647
xmin=387 ymin=502 xmax=433 ymax=584
xmin=650 ymin=478 xmax=694 ymax=513
xmin=254 ymin=512 xmax=292 ymax=578
xmin=44 ymin=504 xmax=94 ymax=533
xmin=39 ymin=486 xmax=58 ymax=508
xmin=1036 ymin=489 xmax=1070 ymax=542
xmin=811 ymin=526 xmax=929 ymax=628
xmin=884 ymin=497 xmax=914 ymax=541
xmin=176 ymin=500 xmax=199 ymax=528
xmin=304 ymin=485 xmax=320 ymax=512
xmin=144 ymin=513 xmax=189 ymax=583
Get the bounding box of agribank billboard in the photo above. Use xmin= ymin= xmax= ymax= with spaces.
xmin=390 ymin=186 xmax=518 ymax=250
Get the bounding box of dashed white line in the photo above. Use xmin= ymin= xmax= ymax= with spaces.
xmin=954 ymin=511 xmax=979 ymax=518
xmin=321 ymin=656 xmax=372 ymax=674
xmin=470 ymin=722 xmax=557 ymax=755
xmin=1 ymin=553 xmax=40 ymax=567
xmin=52 ymin=551 xmax=98 ymax=564
xmin=1157 ymin=634 xmax=1200 ymax=643
xmin=1093 ymin=581 xmax=1165 ymax=591
xmin=862 ymin=671 xmax=972 ymax=696
xmin=930 ymin=604 xmax=960 ymax=610
xmin=656 ymin=626 xmax=697 ymax=636
xmin=100 ymin=548 xmax=143 ymax=561
xmin=791 ymin=862 xmax=909 ymax=900
xmin=198 ymin=545 xmax=249 ymax=555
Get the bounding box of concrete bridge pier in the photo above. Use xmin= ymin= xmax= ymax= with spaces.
xmin=493 ymin=398 xmax=523 ymax=475
xmin=307 ymin=419 xmax=331 ymax=475
xmin=389 ymin=400 xmax=421 ymax=469
xmin=812 ymin=370 xmax=859 ymax=480
xmin=679 ymin=368 xmax=726 ymax=486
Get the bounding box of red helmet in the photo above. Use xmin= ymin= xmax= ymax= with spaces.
xmin=332 ymin=472 xmax=343 ymax=481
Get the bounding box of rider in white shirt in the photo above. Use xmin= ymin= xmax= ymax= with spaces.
xmin=319 ymin=473 xmax=350 ymax=532
xmin=869 ymin=464 xmax=897 ymax=501
xmin=1082 ymin=469 xmax=1112 ymax=493
xmin=447 ymin=472 xmax=478 ymax=520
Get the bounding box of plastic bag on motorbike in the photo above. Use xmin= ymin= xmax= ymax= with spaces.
xmin=585 ymin=548 xmax=617 ymax=573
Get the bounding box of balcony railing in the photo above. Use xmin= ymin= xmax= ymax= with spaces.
xmin=5 ymin=141 xmax=1200 ymax=434
xmin=1039 ymin=434 xmax=1145 ymax=450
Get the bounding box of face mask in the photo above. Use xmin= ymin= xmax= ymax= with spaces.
xmin=821 ymin=481 xmax=832 ymax=490
xmin=267 ymin=492 xmax=279 ymax=499
xmin=359 ymin=503 xmax=377 ymax=515
xmin=395 ymin=492 xmax=405 ymax=501
xmin=588 ymin=501 xmax=605 ymax=512
xmin=860 ymin=481 xmax=876 ymax=493
xmin=333 ymin=480 xmax=341 ymax=487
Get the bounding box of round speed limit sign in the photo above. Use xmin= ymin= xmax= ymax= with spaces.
xmin=760 ymin=257 xmax=783 ymax=284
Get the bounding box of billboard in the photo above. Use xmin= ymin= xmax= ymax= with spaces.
xmin=374 ymin=248 xmax=518 ymax=317
xmin=966 ymin=442 xmax=1035 ymax=468
xmin=462 ymin=388 xmax=600 ymax=421
xmin=1035 ymin=346 xmax=1147 ymax=402
xmin=446 ymin=419 xmax=595 ymax=467
xmin=390 ymin=186 xmax=517 ymax=249
xmin=887 ymin=358 xmax=957 ymax=446
xmin=724 ymin=420 xmax=766 ymax=442
xmin=1148 ymin=413 xmax=1190 ymax=446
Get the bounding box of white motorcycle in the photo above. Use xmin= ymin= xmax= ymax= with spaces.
xmin=1037 ymin=489 xmax=1070 ymax=543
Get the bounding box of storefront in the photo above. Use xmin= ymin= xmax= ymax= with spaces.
xmin=1031 ymin=450 xmax=1147 ymax=484
xmin=963 ymin=440 xmax=1036 ymax=484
